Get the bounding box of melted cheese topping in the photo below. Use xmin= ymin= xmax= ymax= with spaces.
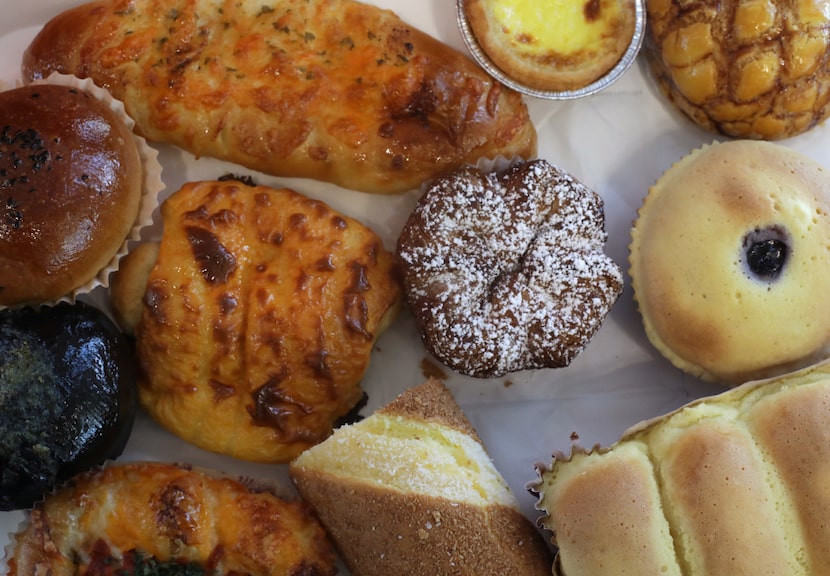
xmin=492 ymin=0 xmax=622 ymax=55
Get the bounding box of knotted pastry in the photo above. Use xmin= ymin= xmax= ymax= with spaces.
xmin=532 ymin=360 xmax=830 ymax=576
xmin=396 ymin=159 xmax=623 ymax=378
xmin=645 ymin=0 xmax=830 ymax=139
xmin=110 ymin=179 xmax=401 ymax=463
xmin=22 ymin=0 xmax=537 ymax=194
xmin=5 ymin=462 xmax=337 ymax=576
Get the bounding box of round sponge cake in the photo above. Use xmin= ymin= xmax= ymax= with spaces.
xmin=629 ymin=140 xmax=830 ymax=386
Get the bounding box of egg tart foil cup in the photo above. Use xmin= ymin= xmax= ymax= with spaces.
xmin=3 ymin=72 xmax=164 ymax=309
xmin=456 ymin=0 xmax=645 ymax=99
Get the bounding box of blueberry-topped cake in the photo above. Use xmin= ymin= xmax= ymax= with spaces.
xmin=629 ymin=140 xmax=830 ymax=385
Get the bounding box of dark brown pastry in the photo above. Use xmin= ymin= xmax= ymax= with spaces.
xmin=396 ymin=159 xmax=623 ymax=378
xmin=0 ymin=301 xmax=136 ymax=511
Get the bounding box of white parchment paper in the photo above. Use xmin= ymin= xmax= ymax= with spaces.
xmin=3 ymin=0 xmax=827 ymax=571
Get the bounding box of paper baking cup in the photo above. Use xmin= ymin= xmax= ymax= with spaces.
xmin=0 ymin=73 xmax=164 ymax=309
xmin=456 ymin=0 xmax=646 ymax=100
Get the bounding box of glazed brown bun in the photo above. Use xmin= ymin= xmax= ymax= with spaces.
xmin=0 ymin=83 xmax=142 ymax=306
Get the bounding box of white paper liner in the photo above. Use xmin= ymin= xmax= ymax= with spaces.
xmin=1 ymin=72 xmax=164 ymax=309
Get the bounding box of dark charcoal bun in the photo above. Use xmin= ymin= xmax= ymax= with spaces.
xmin=0 ymin=301 xmax=137 ymax=510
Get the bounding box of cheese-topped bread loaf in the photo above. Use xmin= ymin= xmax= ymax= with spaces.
xmin=111 ymin=179 xmax=402 ymax=463
xmin=533 ymin=360 xmax=830 ymax=576
xmin=6 ymin=462 xmax=337 ymax=575
xmin=22 ymin=0 xmax=537 ymax=194
xmin=290 ymin=378 xmax=553 ymax=576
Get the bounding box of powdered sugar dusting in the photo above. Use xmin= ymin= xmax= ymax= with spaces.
xmin=396 ymin=159 xmax=624 ymax=377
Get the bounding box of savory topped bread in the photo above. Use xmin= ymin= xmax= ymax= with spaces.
xmin=23 ymin=0 xmax=537 ymax=194
xmin=464 ymin=0 xmax=637 ymax=92
xmin=5 ymin=462 xmax=337 ymax=576
xmin=111 ymin=178 xmax=402 ymax=463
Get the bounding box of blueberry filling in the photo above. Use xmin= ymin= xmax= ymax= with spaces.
xmin=742 ymin=226 xmax=789 ymax=281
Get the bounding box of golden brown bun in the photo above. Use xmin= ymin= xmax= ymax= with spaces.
xmin=645 ymin=0 xmax=830 ymax=139
xmin=6 ymin=462 xmax=336 ymax=575
xmin=0 ymin=83 xmax=142 ymax=306
xmin=629 ymin=140 xmax=830 ymax=385
xmin=290 ymin=378 xmax=553 ymax=576
xmin=533 ymin=360 xmax=830 ymax=576
xmin=110 ymin=179 xmax=402 ymax=463
xmin=465 ymin=0 xmax=637 ymax=92
xmin=22 ymin=0 xmax=537 ymax=194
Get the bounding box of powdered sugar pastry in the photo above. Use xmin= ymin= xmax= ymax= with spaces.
xmin=396 ymin=159 xmax=624 ymax=378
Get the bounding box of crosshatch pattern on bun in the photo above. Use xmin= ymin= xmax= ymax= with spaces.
xmin=645 ymin=0 xmax=830 ymax=139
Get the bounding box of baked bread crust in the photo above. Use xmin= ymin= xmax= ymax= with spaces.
xmin=111 ymin=179 xmax=401 ymax=463
xmin=290 ymin=379 xmax=553 ymax=576
xmin=629 ymin=140 xmax=830 ymax=385
xmin=464 ymin=0 xmax=636 ymax=92
xmin=0 ymin=83 xmax=142 ymax=306
xmin=645 ymin=0 xmax=830 ymax=139
xmin=6 ymin=462 xmax=337 ymax=576
xmin=533 ymin=360 xmax=830 ymax=576
xmin=22 ymin=0 xmax=537 ymax=194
